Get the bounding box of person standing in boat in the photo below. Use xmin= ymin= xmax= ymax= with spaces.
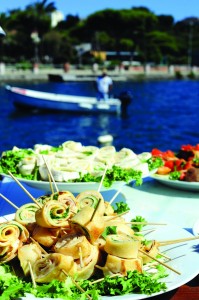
xmin=95 ymin=69 xmax=113 ymax=101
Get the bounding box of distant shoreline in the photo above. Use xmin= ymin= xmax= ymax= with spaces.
xmin=0 ymin=65 xmax=198 ymax=83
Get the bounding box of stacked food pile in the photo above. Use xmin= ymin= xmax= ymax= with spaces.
xmin=0 ymin=189 xmax=170 ymax=299
xmin=0 ymin=140 xmax=160 ymax=187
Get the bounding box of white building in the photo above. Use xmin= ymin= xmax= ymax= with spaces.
xmin=51 ymin=11 xmax=64 ymax=28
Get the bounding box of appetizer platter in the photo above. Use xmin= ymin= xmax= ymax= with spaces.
xmin=0 ymin=140 xmax=160 ymax=192
xmin=0 ymin=187 xmax=199 ymax=300
xmin=151 ymin=144 xmax=199 ymax=191
xmin=151 ymin=174 xmax=199 ymax=191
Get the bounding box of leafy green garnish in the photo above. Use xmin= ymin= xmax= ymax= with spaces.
xmin=101 ymin=226 xmax=117 ymax=239
xmin=114 ymin=202 xmax=130 ymax=214
xmin=169 ymin=171 xmax=181 ymax=180
xmin=147 ymin=157 xmax=164 ymax=171
xmin=131 ymin=215 xmax=147 ymax=232
xmin=0 ymin=149 xmax=35 ymax=178
xmin=86 ymin=270 xmax=167 ymax=296
xmin=76 ymin=166 xmax=143 ymax=187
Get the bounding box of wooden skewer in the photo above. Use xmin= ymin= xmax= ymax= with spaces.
xmin=28 ymin=261 xmax=37 ymax=288
xmin=139 ymin=249 xmax=181 ymax=275
xmin=109 ymin=185 xmax=124 ymax=205
xmin=159 ymin=236 xmax=199 ymax=246
xmin=90 ymin=198 xmax=102 ymax=221
xmin=0 ymin=193 xmax=19 ymax=210
xmin=42 ymin=155 xmax=59 ymax=193
xmin=7 ymin=171 xmax=42 ymax=208
xmin=90 ymin=272 xmax=123 ymax=285
xmin=30 ymin=237 xmax=48 ymax=255
xmin=48 ymin=173 xmax=55 ymax=194
xmin=107 ymin=210 xmax=130 ymax=221
xmin=126 ymin=222 xmax=167 ymax=226
xmin=79 ymin=246 xmax=84 ymax=268
xmin=97 ymin=166 xmax=108 ymax=192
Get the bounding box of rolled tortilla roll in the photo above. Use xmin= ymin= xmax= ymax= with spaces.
xmin=0 ymin=239 xmax=22 ymax=263
xmin=54 ymin=234 xmax=92 ymax=259
xmin=32 ymin=225 xmax=60 ymax=247
xmin=33 ymin=253 xmax=75 ymax=283
xmin=115 ymin=224 xmax=135 ymax=238
xmin=35 ymin=200 xmax=71 ymax=228
xmin=71 ymin=206 xmax=94 ymax=227
xmin=139 ymin=240 xmax=159 ymax=264
xmin=0 ymin=221 xmax=29 ymax=246
xmin=15 ymin=203 xmax=39 ymax=227
xmin=72 ymin=245 xmax=99 ymax=281
xmin=102 ymin=254 xmax=142 ymax=276
xmin=104 ymin=234 xmax=140 ymax=258
xmin=71 ymin=207 xmax=105 ymax=244
xmin=104 ymin=201 xmax=114 ymax=216
xmin=18 ymin=243 xmax=42 ymax=276
xmin=114 ymin=148 xmax=137 ymax=163
xmin=76 ymin=190 xmax=105 ymax=216
xmin=56 ymin=191 xmax=77 ymax=212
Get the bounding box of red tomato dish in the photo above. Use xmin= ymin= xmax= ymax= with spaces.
xmin=151 ymin=144 xmax=199 ymax=182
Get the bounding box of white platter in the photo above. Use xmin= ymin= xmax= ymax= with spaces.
xmin=1 ymin=214 xmax=199 ymax=300
xmin=151 ymin=174 xmax=199 ymax=191
xmin=1 ymin=173 xmax=126 ymax=193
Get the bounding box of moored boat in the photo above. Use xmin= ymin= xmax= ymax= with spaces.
xmin=5 ymin=85 xmax=121 ymax=114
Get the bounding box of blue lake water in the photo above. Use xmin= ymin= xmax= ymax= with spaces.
xmin=0 ymin=79 xmax=199 ymax=154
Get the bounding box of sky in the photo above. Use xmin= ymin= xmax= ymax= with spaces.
xmin=0 ymin=0 xmax=199 ymax=22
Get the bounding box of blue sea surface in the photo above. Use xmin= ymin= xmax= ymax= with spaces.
xmin=0 ymin=79 xmax=199 ymax=153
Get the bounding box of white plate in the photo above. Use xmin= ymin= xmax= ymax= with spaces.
xmin=1 ymin=169 xmax=157 ymax=193
xmin=1 ymin=173 xmax=126 ymax=193
xmin=151 ymin=174 xmax=199 ymax=191
xmin=193 ymin=219 xmax=199 ymax=236
xmin=1 ymin=214 xmax=199 ymax=300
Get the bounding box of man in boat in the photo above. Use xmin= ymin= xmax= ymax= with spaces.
xmin=95 ymin=69 xmax=113 ymax=101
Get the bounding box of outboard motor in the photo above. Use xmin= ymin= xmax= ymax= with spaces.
xmin=118 ymin=90 xmax=133 ymax=115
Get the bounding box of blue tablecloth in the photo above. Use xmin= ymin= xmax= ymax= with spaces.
xmin=0 ymin=177 xmax=45 ymax=216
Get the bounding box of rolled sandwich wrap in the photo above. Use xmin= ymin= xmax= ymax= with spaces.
xmin=57 ymin=191 xmax=77 ymax=212
xmin=85 ymin=216 xmax=105 ymax=244
xmin=139 ymin=240 xmax=159 ymax=264
xmin=76 ymin=190 xmax=105 ymax=216
xmin=0 ymin=221 xmax=29 ymax=246
xmin=18 ymin=243 xmax=42 ymax=276
xmin=32 ymin=225 xmax=60 ymax=247
xmin=115 ymin=224 xmax=135 ymax=238
xmin=71 ymin=206 xmax=94 ymax=227
xmin=15 ymin=203 xmax=39 ymax=227
xmin=72 ymin=245 xmax=99 ymax=281
xmin=102 ymin=254 xmax=142 ymax=276
xmin=104 ymin=234 xmax=140 ymax=258
xmin=104 ymin=201 xmax=114 ymax=216
xmin=33 ymin=253 xmax=75 ymax=283
xmin=0 ymin=239 xmax=22 ymax=263
xmin=35 ymin=200 xmax=71 ymax=228
xmin=54 ymin=234 xmax=92 ymax=259
xmin=70 ymin=207 xmax=105 ymax=244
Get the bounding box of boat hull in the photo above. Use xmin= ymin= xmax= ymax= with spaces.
xmin=6 ymin=86 xmax=121 ymax=114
